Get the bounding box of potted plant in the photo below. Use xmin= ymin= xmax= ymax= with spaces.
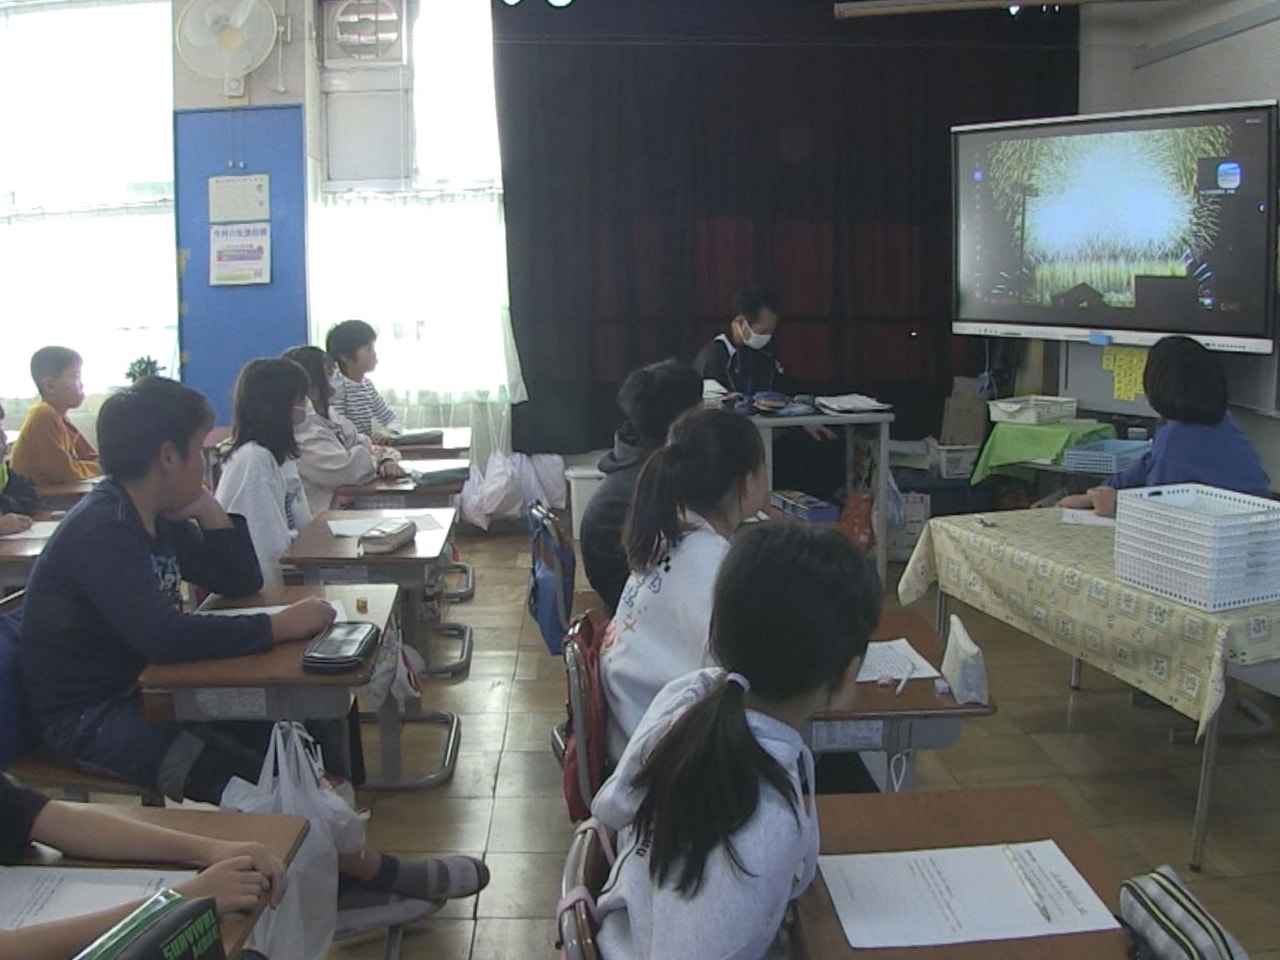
xmin=125 ymin=356 xmax=165 ymax=383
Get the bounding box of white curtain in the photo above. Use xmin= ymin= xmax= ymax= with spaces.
xmin=308 ymin=0 xmax=523 ymax=466
xmin=0 ymin=0 xmax=177 ymax=426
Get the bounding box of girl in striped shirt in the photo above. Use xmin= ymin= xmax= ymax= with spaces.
xmin=325 ymin=320 xmax=404 ymax=438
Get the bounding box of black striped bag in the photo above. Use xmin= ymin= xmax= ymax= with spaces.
xmin=1120 ymin=866 xmax=1248 ymax=960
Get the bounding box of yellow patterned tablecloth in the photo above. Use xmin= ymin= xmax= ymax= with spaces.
xmin=899 ymin=510 xmax=1280 ymax=736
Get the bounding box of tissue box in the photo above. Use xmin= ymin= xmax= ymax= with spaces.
xmin=770 ymin=490 xmax=840 ymax=523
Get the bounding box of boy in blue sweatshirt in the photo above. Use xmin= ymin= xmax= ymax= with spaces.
xmin=1060 ymin=336 xmax=1270 ymax=516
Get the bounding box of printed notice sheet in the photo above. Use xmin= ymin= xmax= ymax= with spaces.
xmin=327 ymin=516 xmax=441 ymax=537
xmin=1061 ymin=510 xmax=1116 ymax=528
xmin=196 ymin=602 xmax=349 ymax=623
xmin=855 ymin=639 xmax=941 ymax=683
xmin=819 ymin=840 xmax=1118 ymax=948
xmin=0 ymin=866 xmax=195 ymax=930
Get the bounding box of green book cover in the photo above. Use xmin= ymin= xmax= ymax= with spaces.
xmin=74 ymin=890 xmax=225 ymax=960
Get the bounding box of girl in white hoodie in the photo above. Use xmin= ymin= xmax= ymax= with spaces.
xmin=215 ymin=358 xmax=313 ymax=589
xmin=282 ymin=346 xmax=404 ymax=512
xmin=600 ymin=407 xmax=768 ymax=762
xmin=592 ymin=522 xmax=882 ymax=960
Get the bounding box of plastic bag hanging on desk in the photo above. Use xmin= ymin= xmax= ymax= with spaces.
xmin=942 ymin=614 xmax=989 ymax=706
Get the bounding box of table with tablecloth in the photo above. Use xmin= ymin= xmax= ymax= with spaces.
xmin=899 ymin=509 xmax=1280 ymax=736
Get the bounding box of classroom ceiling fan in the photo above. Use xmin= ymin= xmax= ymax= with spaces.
xmin=176 ymin=0 xmax=279 ymax=97
xmin=834 ymin=0 xmax=1176 ymax=18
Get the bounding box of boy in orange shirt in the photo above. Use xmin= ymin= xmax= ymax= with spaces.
xmin=10 ymin=346 xmax=101 ymax=485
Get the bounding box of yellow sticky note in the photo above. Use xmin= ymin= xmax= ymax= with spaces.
xmin=1106 ymin=346 xmax=1147 ymax=402
xmin=1102 ymin=346 xmax=1117 ymax=371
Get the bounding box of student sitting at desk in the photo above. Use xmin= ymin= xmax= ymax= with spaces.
xmin=215 ymin=359 xmax=314 ymax=589
xmin=591 ymin=522 xmax=880 ymax=960
xmin=580 ymin=359 xmax=702 ymax=616
xmin=0 ymin=772 xmax=286 ymax=960
xmin=20 ymin=377 xmax=491 ymax=931
xmin=0 ymin=401 xmax=43 ymax=537
xmin=326 ymin=320 xmax=404 ymax=439
xmin=600 ymin=407 xmax=767 ymax=762
xmin=283 ymin=346 xmax=404 ymax=513
xmin=9 ymin=346 xmax=102 ymax=485
xmin=1059 ymin=335 xmax=1270 ymax=517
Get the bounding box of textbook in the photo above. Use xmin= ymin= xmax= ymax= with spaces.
xmin=74 ymin=889 xmax=225 ymax=960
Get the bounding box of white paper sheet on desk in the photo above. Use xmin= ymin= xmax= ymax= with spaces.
xmin=815 ymin=393 xmax=892 ymax=413
xmin=0 ymin=520 xmax=59 ymax=540
xmin=855 ymin=638 xmax=941 ymax=682
xmin=1061 ymin=509 xmax=1116 ymax=527
xmin=326 ymin=516 xmax=441 ymax=537
xmin=197 ymin=601 xmax=350 ymax=622
xmin=0 ymin=866 xmax=196 ymax=929
xmin=819 ymin=840 xmax=1118 ymax=948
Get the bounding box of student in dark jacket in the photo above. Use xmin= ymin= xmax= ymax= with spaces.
xmin=580 ymin=360 xmax=702 ymax=615
xmin=0 ymin=402 xmax=44 ymax=536
xmin=20 ymin=376 xmax=490 ymax=926
xmin=693 ymin=284 xmax=790 ymax=396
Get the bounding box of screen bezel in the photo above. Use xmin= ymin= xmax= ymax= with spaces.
xmin=951 ymin=101 xmax=1279 ymax=355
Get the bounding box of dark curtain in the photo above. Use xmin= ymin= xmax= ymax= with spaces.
xmin=493 ymin=1 xmax=1079 ymax=453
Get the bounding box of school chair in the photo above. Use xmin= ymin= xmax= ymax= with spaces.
xmin=558 ymin=613 xmax=612 ymax=821
xmin=0 ymin=592 xmax=163 ymax=806
xmin=557 ymin=818 xmax=616 ymax=960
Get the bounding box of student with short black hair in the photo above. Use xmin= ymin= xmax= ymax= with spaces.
xmin=1060 ymin=335 xmax=1270 ymax=517
xmin=693 ymin=285 xmax=787 ymax=397
xmin=600 ymin=407 xmax=767 ymax=761
xmin=0 ymin=772 xmax=286 ymax=960
xmin=21 ymin=376 xmax=490 ymax=933
xmin=325 ymin=320 xmax=403 ymax=438
xmin=9 ymin=345 xmax=101 ymax=484
xmin=592 ymin=522 xmax=882 ymax=960
xmin=0 ymin=401 xmax=43 ymax=536
xmin=580 ymin=359 xmax=703 ymax=614
xmin=283 ymin=346 xmax=403 ymax=513
xmin=215 ymin=358 xmax=314 ymax=588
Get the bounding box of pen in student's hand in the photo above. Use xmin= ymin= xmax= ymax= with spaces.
xmin=1003 ymin=845 xmax=1052 ymax=922
xmin=894 ymin=665 xmax=913 ymax=696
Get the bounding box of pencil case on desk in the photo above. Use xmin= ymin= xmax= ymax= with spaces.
xmin=357 ymin=518 xmax=416 ymax=555
xmin=74 ymin=890 xmax=225 ymax=960
xmin=302 ymin=622 xmax=381 ymax=674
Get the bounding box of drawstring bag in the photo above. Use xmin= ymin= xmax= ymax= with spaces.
xmin=528 ymin=502 xmax=575 ymax=654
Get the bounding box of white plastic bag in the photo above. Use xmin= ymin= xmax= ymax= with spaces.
xmin=514 ymin=453 xmax=567 ymax=510
xmin=221 ymin=723 xmax=350 ymax=960
xmin=461 ymin=451 xmax=525 ymax=529
xmin=942 ymin=614 xmax=989 ymax=705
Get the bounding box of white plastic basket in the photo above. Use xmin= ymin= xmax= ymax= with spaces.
xmin=987 ymin=395 xmax=1079 ymax=425
xmin=1115 ymin=484 xmax=1280 ymax=611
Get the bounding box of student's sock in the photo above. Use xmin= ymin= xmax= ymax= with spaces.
xmin=366 ymin=854 xmax=491 ymax=901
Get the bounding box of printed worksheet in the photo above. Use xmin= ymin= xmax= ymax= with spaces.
xmin=0 ymin=867 xmax=195 ymax=930
xmin=855 ymin=639 xmax=941 ymax=683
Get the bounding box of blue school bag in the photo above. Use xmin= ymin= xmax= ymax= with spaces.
xmin=0 ymin=604 xmax=39 ymax=769
xmin=527 ymin=502 xmax=575 ymax=654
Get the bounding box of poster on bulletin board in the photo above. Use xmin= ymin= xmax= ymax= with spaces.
xmin=208 ymin=174 xmax=270 ymax=223
xmin=209 ymin=223 xmax=271 ymax=285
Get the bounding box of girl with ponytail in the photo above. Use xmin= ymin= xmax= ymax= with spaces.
xmin=600 ymin=407 xmax=767 ymax=761
xmin=592 ymin=522 xmax=881 ymax=960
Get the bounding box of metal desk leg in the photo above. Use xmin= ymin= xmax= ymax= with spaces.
xmin=361 ymin=691 xmax=461 ymax=791
xmin=874 ymin=420 xmax=890 ymax=586
xmin=382 ymin=925 xmax=404 ymax=960
xmin=1189 ymin=706 xmax=1222 ymax=871
xmin=759 ymin=424 xmax=775 ymax=489
xmin=1070 ymin=657 xmax=1083 ymax=691
xmin=935 ymin=591 xmax=950 ymax=634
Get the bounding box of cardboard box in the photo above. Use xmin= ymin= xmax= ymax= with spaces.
xmin=770 ymin=490 xmax=840 ymax=523
xmin=889 ymin=492 xmax=930 ymax=561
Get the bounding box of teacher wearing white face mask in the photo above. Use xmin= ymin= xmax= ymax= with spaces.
xmin=693 ymin=284 xmax=787 ymax=396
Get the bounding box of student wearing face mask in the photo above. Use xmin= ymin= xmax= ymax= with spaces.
xmin=694 ymin=285 xmax=788 ymax=396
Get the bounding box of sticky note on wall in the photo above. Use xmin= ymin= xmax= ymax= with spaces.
xmin=1102 ymin=346 xmax=1148 ymax=402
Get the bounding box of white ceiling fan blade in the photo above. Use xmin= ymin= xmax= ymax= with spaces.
xmin=231 ymin=0 xmax=258 ymax=30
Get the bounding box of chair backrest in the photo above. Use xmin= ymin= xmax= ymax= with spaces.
xmin=528 ymin=502 xmax=576 ymax=654
xmin=557 ymin=818 xmax=616 ymax=960
xmin=561 ymin=613 xmax=611 ymax=822
xmin=0 ymin=591 xmax=38 ymax=769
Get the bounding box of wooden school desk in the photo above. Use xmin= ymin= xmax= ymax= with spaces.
xmin=35 ymin=477 xmax=101 ymax=511
xmin=0 ymin=524 xmax=56 ymax=590
xmin=23 ymin=807 xmax=308 ymax=959
xmin=795 ymin=786 xmax=1128 ymax=960
xmin=900 ymin=507 xmax=1280 ymax=868
xmin=388 ymin=426 xmax=472 ymax=460
xmin=749 ymin=411 xmax=895 ymax=584
xmin=810 ymin=608 xmax=995 ymax=792
xmin=337 ymin=458 xmax=470 ymax=508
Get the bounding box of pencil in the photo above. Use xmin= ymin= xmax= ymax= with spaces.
xmin=894 ymin=664 xmax=913 ymax=696
xmin=1003 ymin=845 xmax=1052 ymax=922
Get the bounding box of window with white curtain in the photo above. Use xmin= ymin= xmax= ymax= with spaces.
xmin=309 ymin=0 xmax=524 ymax=461
xmin=0 ymin=0 xmax=177 ymax=419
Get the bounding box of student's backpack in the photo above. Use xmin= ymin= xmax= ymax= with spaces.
xmin=561 ymin=613 xmax=611 ymax=822
xmin=1120 ymin=865 xmax=1249 ymax=960
xmin=527 ymin=502 xmax=575 ymax=655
